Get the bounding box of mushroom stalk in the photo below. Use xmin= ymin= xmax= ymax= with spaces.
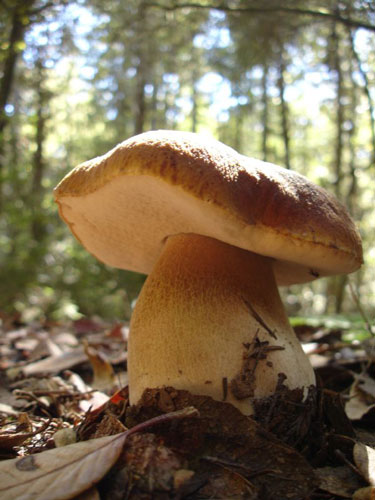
xmin=128 ymin=233 xmax=315 ymax=414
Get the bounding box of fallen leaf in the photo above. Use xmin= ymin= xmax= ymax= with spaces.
xmin=354 ymin=442 xmax=375 ymax=486
xmin=122 ymin=433 xmax=183 ymax=492
xmin=0 ymin=403 xmax=18 ymax=416
xmin=73 ymin=318 xmax=104 ymax=334
xmin=22 ymin=348 xmax=88 ymax=376
xmin=315 ymin=465 xmax=364 ymax=498
xmin=126 ymin=388 xmax=317 ymax=499
xmin=353 ymin=486 xmax=375 ymax=500
xmin=0 ymin=432 xmax=128 ymax=500
xmin=0 ymin=418 xmax=50 ymax=451
xmin=73 ymin=486 xmax=100 ymax=500
xmin=345 ymin=383 xmax=375 ymax=421
xmin=0 ymin=406 xmax=198 ymax=500
xmin=356 ymin=374 xmax=375 ymax=399
xmin=83 ymin=342 xmax=116 ymax=393
xmin=107 ymin=323 xmax=128 ymax=341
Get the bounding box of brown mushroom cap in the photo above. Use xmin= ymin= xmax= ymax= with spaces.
xmin=54 ymin=130 xmax=363 ymax=285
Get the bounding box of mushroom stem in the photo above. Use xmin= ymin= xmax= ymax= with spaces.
xmin=128 ymin=233 xmax=315 ymax=414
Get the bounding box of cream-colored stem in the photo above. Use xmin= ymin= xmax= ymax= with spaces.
xmin=128 ymin=233 xmax=315 ymax=414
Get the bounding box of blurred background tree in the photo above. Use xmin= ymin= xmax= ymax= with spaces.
xmin=0 ymin=0 xmax=374 ymax=322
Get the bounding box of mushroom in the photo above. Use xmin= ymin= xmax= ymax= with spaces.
xmin=54 ymin=130 xmax=363 ymax=414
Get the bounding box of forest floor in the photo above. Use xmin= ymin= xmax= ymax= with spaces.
xmin=0 ymin=312 xmax=375 ymax=499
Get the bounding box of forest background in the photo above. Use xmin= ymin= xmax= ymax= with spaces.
xmin=0 ymin=0 xmax=374 ymax=326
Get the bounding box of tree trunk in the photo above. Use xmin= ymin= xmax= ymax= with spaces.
xmin=191 ymin=81 xmax=199 ymax=133
xmin=0 ymin=0 xmax=36 ymax=213
xmin=277 ymin=55 xmax=291 ymax=169
xmin=349 ymin=29 xmax=375 ymax=170
xmin=261 ymin=66 xmax=270 ymax=162
xmin=134 ymin=1 xmax=148 ymax=135
xmin=30 ymin=61 xmax=48 ymax=242
xmin=151 ymin=81 xmax=159 ymax=130
xmin=134 ymin=70 xmax=146 ymax=135
xmin=326 ymin=19 xmax=346 ymax=314
xmin=332 ymin=22 xmax=345 ymax=199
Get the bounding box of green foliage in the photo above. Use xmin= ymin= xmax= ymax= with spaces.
xmin=0 ymin=0 xmax=374 ymax=320
xmin=290 ymin=314 xmax=371 ymax=342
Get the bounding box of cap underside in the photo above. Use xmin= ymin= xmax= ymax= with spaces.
xmin=57 ymin=174 xmax=361 ymax=286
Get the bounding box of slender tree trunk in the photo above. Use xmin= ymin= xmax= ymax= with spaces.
xmin=191 ymin=82 xmax=199 ymax=133
xmin=234 ymin=109 xmax=243 ymax=152
xmin=261 ymin=66 xmax=270 ymax=161
xmin=346 ymin=54 xmax=358 ymax=216
xmin=30 ymin=61 xmax=48 ymax=242
xmin=326 ymin=19 xmax=348 ymax=314
xmin=151 ymin=81 xmax=159 ymax=130
xmin=349 ymin=29 xmax=375 ymax=170
xmin=134 ymin=70 xmax=147 ymax=135
xmin=332 ymin=23 xmax=345 ymax=199
xmin=277 ymin=55 xmax=291 ymax=169
xmin=334 ymin=43 xmax=361 ymax=314
xmin=0 ymin=0 xmax=36 ymax=213
xmin=134 ymin=1 xmax=148 ymax=135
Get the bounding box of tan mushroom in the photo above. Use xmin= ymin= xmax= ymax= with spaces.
xmin=54 ymin=130 xmax=363 ymax=414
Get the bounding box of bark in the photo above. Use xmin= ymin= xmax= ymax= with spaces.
xmin=30 ymin=61 xmax=48 ymax=241
xmin=325 ymin=19 xmax=346 ymax=314
xmin=191 ymin=81 xmax=199 ymax=133
xmin=0 ymin=0 xmax=37 ymax=212
xmin=261 ymin=66 xmax=269 ymax=162
xmin=151 ymin=81 xmax=159 ymax=130
xmin=346 ymin=52 xmax=359 ymax=216
xmin=277 ymin=55 xmax=291 ymax=169
xmin=331 ymin=22 xmax=345 ymax=200
xmin=134 ymin=69 xmax=147 ymax=135
xmin=334 ymin=43 xmax=361 ymax=314
xmin=234 ymin=108 xmax=243 ymax=152
xmin=134 ymin=1 xmax=148 ymax=135
xmin=349 ymin=29 xmax=375 ymax=169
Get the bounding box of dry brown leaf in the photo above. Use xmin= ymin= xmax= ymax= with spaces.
xmin=354 ymin=442 xmax=375 ymax=486
xmin=83 ymin=342 xmax=116 ymax=393
xmin=0 ymin=403 xmax=18 ymax=415
xmin=72 ymin=486 xmax=100 ymax=500
xmin=0 ymin=432 xmax=127 ymax=500
xmin=345 ymin=382 xmax=375 ymax=420
xmin=353 ymin=486 xmax=375 ymax=500
xmin=22 ymin=348 xmax=87 ymax=376
xmin=0 ymin=418 xmax=50 ymax=451
xmin=0 ymin=406 xmax=198 ymax=500
xmin=356 ymin=374 xmax=375 ymax=399
xmin=315 ymin=465 xmax=363 ymax=498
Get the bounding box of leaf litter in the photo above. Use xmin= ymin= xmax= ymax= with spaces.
xmin=0 ymin=312 xmax=375 ymax=498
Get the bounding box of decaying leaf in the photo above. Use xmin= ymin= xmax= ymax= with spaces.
xmin=345 ymin=375 xmax=375 ymax=421
xmin=83 ymin=341 xmax=116 ymax=393
xmin=123 ymin=388 xmax=318 ymax=499
xmin=0 ymin=432 xmax=128 ymax=500
xmin=315 ymin=465 xmax=364 ymax=498
xmin=0 ymin=416 xmax=50 ymax=451
xmin=354 ymin=442 xmax=375 ymax=486
xmin=0 ymin=406 xmax=199 ymax=500
xmin=122 ymin=432 xmax=184 ymax=492
xmin=353 ymin=486 xmax=375 ymax=500
xmin=72 ymin=486 xmax=100 ymax=500
xmin=21 ymin=348 xmax=88 ymax=376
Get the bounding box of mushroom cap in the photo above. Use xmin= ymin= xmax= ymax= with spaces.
xmin=54 ymin=130 xmax=363 ymax=286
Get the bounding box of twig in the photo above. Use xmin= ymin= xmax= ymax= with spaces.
xmin=243 ymin=298 xmax=277 ymax=339
xmin=348 ymin=280 xmax=374 ymax=337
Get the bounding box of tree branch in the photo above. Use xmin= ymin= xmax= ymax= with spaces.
xmin=145 ymin=2 xmax=375 ymax=33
